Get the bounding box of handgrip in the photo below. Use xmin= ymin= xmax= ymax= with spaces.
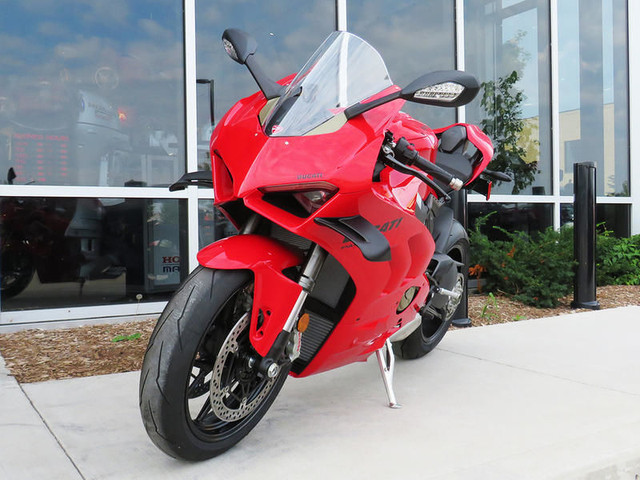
xmin=394 ymin=138 xmax=463 ymax=191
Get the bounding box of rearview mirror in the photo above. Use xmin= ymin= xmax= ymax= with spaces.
xmin=400 ymin=70 xmax=480 ymax=107
xmin=222 ymin=28 xmax=257 ymax=65
xmin=221 ymin=28 xmax=282 ymax=99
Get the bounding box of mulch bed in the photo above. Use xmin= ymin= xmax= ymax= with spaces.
xmin=1 ymin=285 xmax=638 ymax=384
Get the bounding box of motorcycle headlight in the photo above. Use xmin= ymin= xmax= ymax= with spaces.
xmin=260 ymin=182 xmax=337 ymax=216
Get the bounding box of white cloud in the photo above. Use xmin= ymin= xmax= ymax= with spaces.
xmin=138 ymin=18 xmax=174 ymax=43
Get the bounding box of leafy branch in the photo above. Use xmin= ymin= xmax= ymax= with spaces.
xmin=480 ymin=70 xmax=539 ymax=194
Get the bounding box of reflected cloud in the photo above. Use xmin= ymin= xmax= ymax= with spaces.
xmin=37 ymin=21 xmax=70 ymax=37
xmin=55 ymin=37 xmax=107 ymax=61
xmin=195 ymin=0 xmax=334 ymax=125
xmin=138 ymin=18 xmax=175 ymax=42
xmin=0 ymin=1 xmax=185 ymax=188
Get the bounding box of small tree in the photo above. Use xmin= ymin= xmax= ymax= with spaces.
xmin=480 ymin=70 xmax=539 ymax=194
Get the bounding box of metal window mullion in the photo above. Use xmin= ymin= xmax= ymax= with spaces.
xmin=184 ymin=0 xmax=200 ymax=271
xmin=186 ymin=186 xmax=200 ymax=272
xmin=0 ymin=302 xmax=168 ymax=329
xmin=595 ymin=196 xmax=634 ymax=205
xmin=468 ymin=194 xmax=556 ymax=203
xmin=0 ymin=185 xmax=188 ymax=199
xmin=455 ymin=0 xmax=466 ymax=124
xmin=184 ymin=0 xmax=198 ymax=174
xmin=336 ymin=0 xmax=347 ymax=31
xmin=469 ymin=194 xmax=633 ymax=205
xmin=550 ymin=0 xmax=561 ymax=230
xmin=629 ymin=0 xmax=640 ymax=234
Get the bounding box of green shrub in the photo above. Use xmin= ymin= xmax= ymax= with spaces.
xmin=469 ymin=214 xmax=640 ymax=307
xmin=596 ymin=229 xmax=640 ymax=285
xmin=469 ymin=214 xmax=575 ymax=307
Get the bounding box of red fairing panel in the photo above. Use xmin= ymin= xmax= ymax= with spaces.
xmin=289 ymin=187 xmax=434 ymax=377
xmin=197 ymin=235 xmax=304 ymax=357
xmin=433 ymin=123 xmax=494 ymax=184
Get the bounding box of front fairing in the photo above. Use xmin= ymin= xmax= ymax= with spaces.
xmin=210 ymin=85 xmax=405 ymax=200
xmin=210 ymin=30 xmax=402 ymax=202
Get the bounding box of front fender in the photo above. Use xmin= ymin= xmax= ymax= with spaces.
xmin=197 ymin=235 xmax=304 ymax=356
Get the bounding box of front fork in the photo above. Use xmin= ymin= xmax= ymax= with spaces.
xmin=258 ymin=243 xmax=327 ymax=378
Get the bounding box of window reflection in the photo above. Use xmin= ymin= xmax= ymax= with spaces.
xmin=469 ymin=203 xmax=553 ymax=240
xmin=464 ymin=0 xmax=551 ymax=195
xmin=0 ymin=197 xmax=187 ymax=311
xmin=195 ymin=1 xmax=335 ymax=153
xmin=198 ymin=200 xmax=237 ymax=250
xmin=348 ymin=0 xmax=456 ymax=129
xmin=561 ymin=203 xmax=630 ymax=238
xmin=558 ymin=0 xmax=629 ymax=197
xmin=0 ymin=1 xmax=184 ymax=187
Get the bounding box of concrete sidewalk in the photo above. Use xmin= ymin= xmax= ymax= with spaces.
xmin=1 ymin=307 xmax=639 ymax=480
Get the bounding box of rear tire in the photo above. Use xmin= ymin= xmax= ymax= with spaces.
xmin=139 ymin=267 xmax=289 ymax=461
xmin=394 ymin=237 xmax=469 ymax=359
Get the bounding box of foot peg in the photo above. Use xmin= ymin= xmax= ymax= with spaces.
xmin=376 ymin=339 xmax=401 ymax=408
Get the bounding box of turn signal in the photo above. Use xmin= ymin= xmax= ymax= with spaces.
xmin=297 ymin=313 xmax=310 ymax=333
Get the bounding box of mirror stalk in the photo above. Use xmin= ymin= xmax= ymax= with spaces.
xmin=344 ymin=91 xmax=402 ymax=120
xmin=244 ymin=55 xmax=284 ymax=100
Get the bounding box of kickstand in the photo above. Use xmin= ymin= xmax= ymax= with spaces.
xmin=375 ymin=339 xmax=401 ymax=408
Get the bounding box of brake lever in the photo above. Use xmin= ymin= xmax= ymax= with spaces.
xmin=382 ymin=153 xmax=451 ymax=203
xmin=484 ymin=169 xmax=513 ymax=183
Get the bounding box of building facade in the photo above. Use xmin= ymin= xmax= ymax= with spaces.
xmin=0 ymin=0 xmax=636 ymax=327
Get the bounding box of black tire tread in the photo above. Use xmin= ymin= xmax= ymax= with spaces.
xmin=139 ymin=266 xmax=287 ymax=461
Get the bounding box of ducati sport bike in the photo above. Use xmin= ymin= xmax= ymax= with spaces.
xmin=139 ymin=28 xmax=510 ymax=460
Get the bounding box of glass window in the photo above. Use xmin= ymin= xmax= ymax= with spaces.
xmin=0 ymin=197 xmax=187 ymax=311
xmin=469 ymin=202 xmax=553 ymax=240
xmin=198 ymin=199 xmax=237 ymax=249
xmin=195 ymin=1 xmax=335 ymax=154
xmin=0 ymin=2 xmax=184 ymax=187
xmin=464 ymin=0 xmax=552 ymax=195
xmin=561 ymin=203 xmax=630 ymax=237
xmin=348 ymin=0 xmax=456 ymax=129
xmin=557 ymin=0 xmax=629 ymax=197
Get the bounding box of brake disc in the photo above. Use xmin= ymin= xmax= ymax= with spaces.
xmin=209 ymin=313 xmax=277 ymax=422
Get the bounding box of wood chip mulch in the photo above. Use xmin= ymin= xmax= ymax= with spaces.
xmin=466 ymin=285 xmax=640 ymax=327
xmin=0 ymin=320 xmax=157 ymax=384
xmin=1 ymin=285 xmax=638 ymax=384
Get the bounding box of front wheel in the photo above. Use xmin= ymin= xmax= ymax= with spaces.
xmin=139 ymin=267 xmax=289 ymax=461
xmin=394 ymin=237 xmax=469 ymax=359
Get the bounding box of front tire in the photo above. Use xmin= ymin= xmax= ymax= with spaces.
xmin=139 ymin=267 xmax=289 ymax=461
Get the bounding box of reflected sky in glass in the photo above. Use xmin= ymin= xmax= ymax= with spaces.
xmin=348 ymin=0 xmax=456 ymax=129
xmin=0 ymin=1 xmax=184 ymax=187
xmin=195 ymin=0 xmax=334 ymax=141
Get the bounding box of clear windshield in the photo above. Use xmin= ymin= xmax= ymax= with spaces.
xmin=265 ymin=31 xmax=393 ymax=137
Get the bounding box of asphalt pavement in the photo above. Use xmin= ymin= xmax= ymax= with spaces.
xmin=1 ymin=306 xmax=639 ymax=480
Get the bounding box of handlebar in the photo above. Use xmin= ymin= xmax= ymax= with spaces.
xmin=393 ymin=137 xmax=463 ymax=191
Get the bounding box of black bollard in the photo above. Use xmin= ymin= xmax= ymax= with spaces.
xmin=571 ymin=162 xmax=600 ymax=309
xmin=450 ymin=189 xmax=472 ymax=327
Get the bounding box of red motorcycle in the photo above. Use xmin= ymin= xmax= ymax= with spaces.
xmin=140 ymin=29 xmax=509 ymax=460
